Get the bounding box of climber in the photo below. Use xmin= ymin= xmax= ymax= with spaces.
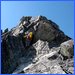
xmin=26 ymin=32 xmax=33 ymax=47
xmin=24 ymin=32 xmax=33 ymax=48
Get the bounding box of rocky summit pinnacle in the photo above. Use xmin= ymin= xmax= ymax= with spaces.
xmin=1 ymin=16 xmax=74 ymax=74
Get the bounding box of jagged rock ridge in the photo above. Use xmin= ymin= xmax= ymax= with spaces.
xmin=1 ymin=16 xmax=74 ymax=74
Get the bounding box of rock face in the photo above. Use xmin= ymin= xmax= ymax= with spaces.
xmin=1 ymin=16 xmax=74 ymax=74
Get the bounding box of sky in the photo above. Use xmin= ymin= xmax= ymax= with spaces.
xmin=1 ymin=1 xmax=74 ymax=39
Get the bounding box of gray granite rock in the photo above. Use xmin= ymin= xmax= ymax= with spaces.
xmin=2 ymin=16 xmax=73 ymax=74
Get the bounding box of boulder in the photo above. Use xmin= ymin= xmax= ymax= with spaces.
xmin=34 ymin=21 xmax=59 ymax=42
xmin=33 ymin=40 xmax=50 ymax=56
xmin=60 ymin=40 xmax=74 ymax=57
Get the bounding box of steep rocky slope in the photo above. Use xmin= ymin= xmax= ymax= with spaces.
xmin=1 ymin=16 xmax=74 ymax=74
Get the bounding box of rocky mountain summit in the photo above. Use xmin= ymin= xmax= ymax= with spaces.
xmin=1 ymin=16 xmax=74 ymax=74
